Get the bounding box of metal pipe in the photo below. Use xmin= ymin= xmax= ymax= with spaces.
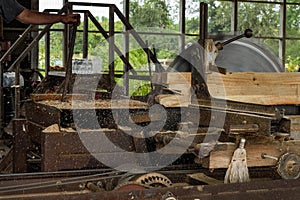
xmin=199 ymin=2 xmax=208 ymax=47
xmin=261 ymin=153 xmax=278 ymax=161
xmin=45 ymin=12 xmax=50 ymax=76
xmin=0 ymin=63 xmax=3 ymax=136
xmin=109 ymin=5 xmax=115 ymax=92
xmin=231 ymin=0 xmax=238 ymax=34
xmin=87 ymin=11 xmax=136 ymax=75
xmin=62 ymin=6 xmax=77 ymax=102
xmin=0 ymin=22 xmax=35 ymax=137
xmin=124 ymin=0 xmax=130 ymax=96
xmin=215 ymin=29 xmax=253 ymax=50
xmin=179 ymin=0 xmax=186 ymax=52
xmin=0 ymin=26 xmax=34 ymax=64
xmin=114 ymin=7 xmax=165 ymax=72
xmin=14 ymin=63 xmax=20 ymax=118
xmin=8 ymin=6 xmax=67 ymax=71
xmin=83 ymin=11 xmax=89 ymax=59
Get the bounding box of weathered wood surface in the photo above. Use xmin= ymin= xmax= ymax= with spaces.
xmin=205 ymin=140 xmax=300 ymax=169
xmin=31 ymin=94 xmax=92 ymax=101
xmin=36 ymin=99 xmax=148 ymax=110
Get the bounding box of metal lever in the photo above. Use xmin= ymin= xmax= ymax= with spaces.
xmin=62 ymin=21 xmax=78 ymax=102
xmin=215 ymin=29 xmax=253 ymax=50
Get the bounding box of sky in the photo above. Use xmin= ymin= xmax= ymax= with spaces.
xmin=39 ymin=0 xmax=123 ymax=18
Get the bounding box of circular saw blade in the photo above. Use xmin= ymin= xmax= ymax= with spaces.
xmin=215 ymin=39 xmax=283 ymax=72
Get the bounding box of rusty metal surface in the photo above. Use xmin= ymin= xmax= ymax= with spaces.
xmin=0 ymin=177 xmax=299 ymax=200
xmin=188 ymin=104 xmax=274 ymax=136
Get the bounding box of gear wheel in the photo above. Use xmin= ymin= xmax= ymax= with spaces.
xmin=113 ymin=181 xmax=148 ymax=191
xmin=133 ymin=173 xmax=173 ymax=188
xmin=277 ymin=152 xmax=300 ymax=179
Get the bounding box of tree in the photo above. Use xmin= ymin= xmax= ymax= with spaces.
xmin=130 ymin=0 xmax=172 ymax=28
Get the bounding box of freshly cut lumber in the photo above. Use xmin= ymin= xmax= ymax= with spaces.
xmin=152 ymin=72 xmax=191 ymax=85
xmin=207 ymin=72 xmax=300 ymax=105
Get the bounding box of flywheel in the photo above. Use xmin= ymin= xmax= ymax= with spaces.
xmin=277 ymin=152 xmax=300 ymax=179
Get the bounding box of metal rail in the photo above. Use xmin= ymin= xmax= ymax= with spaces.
xmin=0 ymin=5 xmax=68 ymax=136
xmin=0 ymin=168 xmax=299 ymax=199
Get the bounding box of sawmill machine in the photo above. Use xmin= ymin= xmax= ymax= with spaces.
xmin=0 ymin=2 xmax=299 ymax=193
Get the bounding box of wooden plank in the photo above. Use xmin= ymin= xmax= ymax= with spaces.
xmin=207 ymin=72 xmax=300 ymax=85
xmin=152 ymin=72 xmax=191 ymax=85
xmin=207 ymin=72 xmax=300 ymax=105
xmin=155 ymin=94 xmax=191 ymax=107
xmin=31 ymin=94 xmax=92 ymax=101
xmin=167 ymin=83 xmax=191 ymax=96
xmin=37 ymin=99 xmax=148 ymax=110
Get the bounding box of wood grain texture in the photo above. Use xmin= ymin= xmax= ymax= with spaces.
xmin=207 ymin=72 xmax=300 ymax=105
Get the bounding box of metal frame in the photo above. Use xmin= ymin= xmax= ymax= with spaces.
xmin=0 ymin=2 xmax=167 ymax=136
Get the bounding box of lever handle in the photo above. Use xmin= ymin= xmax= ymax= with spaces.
xmin=215 ymin=29 xmax=253 ymax=50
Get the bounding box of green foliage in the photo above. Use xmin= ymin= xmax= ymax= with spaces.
xmin=131 ymin=81 xmax=152 ymax=96
xmin=130 ymin=0 xmax=172 ymax=28
xmin=208 ymin=1 xmax=232 ymax=34
xmin=286 ymin=56 xmax=300 ymax=72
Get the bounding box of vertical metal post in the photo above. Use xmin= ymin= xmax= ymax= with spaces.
xmin=31 ymin=0 xmax=39 ymax=77
xmin=62 ymin=24 xmax=77 ymax=102
xmin=231 ymin=0 xmax=238 ymax=35
xmin=45 ymin=12 xmax=50 ymax=76
xmin=109 ymin=5 xmax=115 ymax=92
xmin=124 ymin=0 xmax=130 ymax=96
xmin=0 ymin=17 xmax=3 ymax=136
xmin=0 ymin=17 xmax=3 ymax=40
xmin=180 ymin=0 xmax=186 ymax=52
xmin=83 ymin=11 xmax=89 ymax=59
xmin=63 ymin=0 xmax=70 ymax=69
xmin=279 ymin=0 xmax=286 ymax=71
xmin=0 ymin=62 xmax=3 ymax=136
xmin=14 ymin=62 xmax=20 ymax=118
xmin=199 ymin=2 xmax=208 ymax=47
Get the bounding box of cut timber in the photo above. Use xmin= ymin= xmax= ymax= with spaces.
xmin=155 ymin=94 xmax=191 ymax=107
xmin=36 ymin=99 xmax=148 ymax=110
xmin=207 ymin=72 xmax=300 ymax=105
xmin=152 ymin=72 xmax=191 ymax=85
xmin=153 ymin=72 xmax=192 ymax=107
xmin=31 ymin=94 xmax=92 ymax=102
